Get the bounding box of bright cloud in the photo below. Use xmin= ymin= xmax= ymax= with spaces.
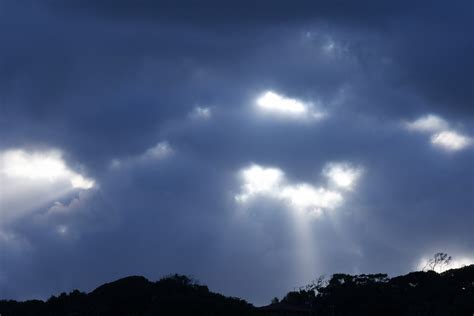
xmin=323 ymin=162 xmax=363 ymax=190
xmin=404 ymin=114 xmax=472 ymax=152
xmin=405 ymin=114 xmax=449 ymax=133
xmin=255 ymin=91 xmax=324 ymax=120
xmin=0 ymin=149 xmax=95 ymax=221
xmin=1 ymin=149 xmax=94 ymax=189
xmin=280 ymin=184 xmax=342 ymax=212
xmin=235 ymin=163 xmax=360 ymax=215
xmin=235 ymin=164 xmax=284 ymax=202
xmin=111 ymin=141 xmax=173 ymax=169
xmin=430 ymin=131 xmax=472 ymax=152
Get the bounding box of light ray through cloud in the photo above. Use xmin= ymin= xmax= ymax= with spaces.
xmin=279 ymin=184 xmax=342 ymax=215
xmin=0 ymin=148 xmax=95 ymax=222
xmin=0 ymin=0 xmax=472 ymax=307
xmin=1 ymin=149 xmax=94 ymax=190
xmin=235 ymin=163 xmax=362 ymax=215
xmin=235 ymin=162 xmax=362 ymax=287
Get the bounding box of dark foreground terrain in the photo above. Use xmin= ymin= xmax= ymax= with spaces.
xmin=1 ymin=265 xmax=473 ymax=315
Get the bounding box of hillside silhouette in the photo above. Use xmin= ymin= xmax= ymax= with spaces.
xmin=0 ymin=274 xmax=254 ymax=316
xmin=270 ymin=264 xmax=474 ymax=316
xmin=1 ymin=265 xmax=473 ymax=315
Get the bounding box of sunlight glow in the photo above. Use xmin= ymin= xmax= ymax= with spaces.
xmin=235 ymin=163 xmax=362 ymax=286
xmin=235 ymin=164 xmax=283 ymax=202
xmin=255 ymin=91 xmax=324 ymax=120
xmin=1 ymin=149 xmax=95 ymax=189
xmin=3 ymin=150 xmax=67 ymax=181
xmin=257 ymin=91 xmax=306 ymax=114
xmin=323 ymin=162 xmax=362 ymax=190
xmin=110 ymin=141 xmax=172 ymax=169
xmin=0 ymin=149 xmax=95 ymax=221
xmin=70 ymin=175 xmax=95 ymax=190
xmin=405 ymin=114 xmax=448 ymax=133
xmin=280 ymin=184 xmax=342 ymax=212
xmin=430 ymin=130 xmax=472 ymax=152
xmin=404 ymin=114 xmax=472 ymax=152
xmin=235 ymin=163 xmax=360 ymax=215
xmin=417 ymin=255 xmax=474 ymax=273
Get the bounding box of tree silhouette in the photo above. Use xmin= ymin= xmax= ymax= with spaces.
xmin=2 ymin=265 xmax=474 ymax=315
xmin=423 ymin=252 xmax=452 ymax=273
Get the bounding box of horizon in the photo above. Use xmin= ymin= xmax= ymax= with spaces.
xmin=4 ymin=262 xmax=473 ymax=307
xmin=0 ymin=0 xmax=473 ymax=306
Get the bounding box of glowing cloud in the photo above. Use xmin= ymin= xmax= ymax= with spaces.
xmin=111 ymin=141 xmax=173 ymax=169
xmin=70 ymin=175 xmax=95 ymax=190
xmin=430 ymin=131 xmax=472 ymax=152
xmin=255 ymin=91 xmax=324 ymax=120
xmin=280 ymin=184 xmax=342 ymax=212
xmin=404 ymin=114 xmax=472 ymax=152
xmin=235 ymin=163 xmax=360 ymax=215
xmin=235 ymin=164 xmax=284 ymax=202
xmin=1 ymin=149 xmax=94 ymax=189
xmin=257 ymin=91 xmax=306 ymax=114
xmin=405 ymin=114 xmax=448 ymax=133
xmin=0 ymin=148 xmax=95 ymax=222
xmin=323 ymin=162 xmax=363 ymax=190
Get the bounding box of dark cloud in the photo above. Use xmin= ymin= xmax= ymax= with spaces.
xmin=0 ymin=0 xmax=472 ymax=306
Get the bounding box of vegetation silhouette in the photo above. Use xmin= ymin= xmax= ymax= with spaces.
xmin=422 ymin=252 xmax=452 ymax=272
xmin=268 ymin=264 xmax=474 ymax=316
xmin=0 ymin=274 xmax=254 ymax=316
xmin=1 ymin=264 xmax=473 ymax=315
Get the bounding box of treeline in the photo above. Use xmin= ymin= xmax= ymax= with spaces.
xmin=0 ymin=265 xmax=473 ymax=315
xmin=0 ymin=274 xmax=254 ymax=316
xmin=275 ymin=264 xmax=474 ymax=315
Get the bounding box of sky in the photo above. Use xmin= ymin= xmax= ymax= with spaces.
xmin=0 ymin=0 xmax=473 ymax=306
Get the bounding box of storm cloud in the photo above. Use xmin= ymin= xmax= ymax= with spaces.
xmin=0 ymin=0 xmax=473 ymax=305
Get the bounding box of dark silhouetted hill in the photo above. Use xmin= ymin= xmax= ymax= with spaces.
xmin=263 ymin=264 xmax=474 ymax=316
xmin=0 ymin=274 xmax=255 ymax=316
xmin=1 ymin=265 xmax=473 ymax=315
